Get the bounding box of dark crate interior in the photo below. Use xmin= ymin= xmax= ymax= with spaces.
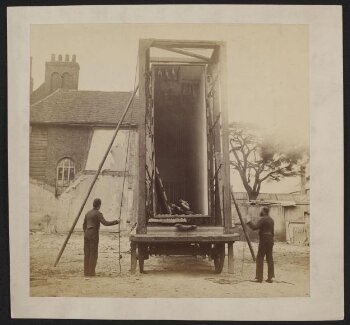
xmin=153 ymin=64 xmax=208 ymax=215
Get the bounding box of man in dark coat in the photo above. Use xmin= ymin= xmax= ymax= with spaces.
xmin=246 ymin=206 xmax=275 ymax=283
xmin=83 ymin=198 xmax=118 ymax=276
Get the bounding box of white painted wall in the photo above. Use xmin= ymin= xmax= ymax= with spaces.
xmin=85 ymin=129 xmax=129 ymax=171
xmin=30 ymin=129 xmax=138 ymax=233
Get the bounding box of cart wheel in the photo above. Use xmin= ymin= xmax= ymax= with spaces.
xmin=213 ymin=243 xmax=225 ymax=274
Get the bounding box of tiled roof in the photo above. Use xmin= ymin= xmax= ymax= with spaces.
xmin=30 ymin=82 xmax=47 ymax=105
xmin=30 ymin=89 xmax=140 ymax=125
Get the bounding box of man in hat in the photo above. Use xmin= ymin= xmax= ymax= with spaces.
xmin=246 ymin=206 xmax=275 ymax=283
xmin=83 ymin=198 xmax=119 ymax=277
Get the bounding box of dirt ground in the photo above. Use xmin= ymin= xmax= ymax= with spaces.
xmin=30 ymin=231 xmax=309 ymax=297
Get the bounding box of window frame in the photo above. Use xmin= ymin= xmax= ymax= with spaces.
xmin=56 ymin=157 xmax=76 ymax=194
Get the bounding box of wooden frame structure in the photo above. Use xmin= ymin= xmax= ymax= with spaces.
xmin=130 ymin=39 xmax=239 ymax=274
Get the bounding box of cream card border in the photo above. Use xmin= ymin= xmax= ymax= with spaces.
xmin=7 ymin=5 xmax=343 ymax=320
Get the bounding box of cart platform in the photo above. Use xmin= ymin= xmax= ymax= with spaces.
xmin=130 ymin=226 xmax=240 ymax=242
xmin=129 ymin=226 xmax=240 ymax=274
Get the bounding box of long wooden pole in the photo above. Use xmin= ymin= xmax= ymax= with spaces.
xmin=54 ymin=85 xmax=139 ymax=267
xmin=230 ymin=189 xmax=256 ymax=261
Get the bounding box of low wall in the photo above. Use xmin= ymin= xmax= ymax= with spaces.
xmin=57 ymin=174 xmax=136 ymax=232
xmin=30 ymin=174 xmax=137 ymax=233
xmin=30 ymin=179 xmax=58 ymax=232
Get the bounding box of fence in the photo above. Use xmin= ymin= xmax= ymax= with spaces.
xmin=232 ymin=200 xmax=309 ymax=244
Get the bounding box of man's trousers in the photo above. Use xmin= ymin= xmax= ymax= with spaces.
xmin=256 ymin=235 xmax=275 ymax=281
xmin=84 ymin=228 xmax=99 ymax=276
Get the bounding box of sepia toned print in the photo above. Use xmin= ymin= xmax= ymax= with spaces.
xmin=29 ymin=24 xmax=309 ymax=298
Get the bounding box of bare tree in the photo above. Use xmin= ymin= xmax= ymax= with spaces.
xmin=229 ymin=123 xmax=307 ymax=200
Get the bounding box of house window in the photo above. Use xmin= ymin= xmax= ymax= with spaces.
xmin=56 ymin=158 xmax=75 ymax=195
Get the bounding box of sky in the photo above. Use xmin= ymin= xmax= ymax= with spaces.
xmin=31 ymin=24 xmax=309 ymax=193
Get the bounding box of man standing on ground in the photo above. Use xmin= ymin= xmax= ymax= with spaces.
xmin=83 ymin=198 xmax=119 ymax=277
xmin=246 ymin=206 xmax=275 ymax=283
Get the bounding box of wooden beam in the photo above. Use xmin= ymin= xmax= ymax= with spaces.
xmin=147 ymin=226 xmax=226 ymax=232
xmin=137 ymin=39 xmax=152 ymax=235
xmin=150 ymin=56 xmax=207 ymax=64
xmin=153 ymin=214 xmax=210 ymax=219
xmin=208 ymin=58 xmax=223 ymax=226
xmin=219 ymin=42 xmax=233 ymax=233
xmin=153 ymin=45 xmax=210 ymax=62
xmin=228 ymin=243 xmax=234 ymax=274
xmin=130 ymin=235 xmax=239 ymax=243
xmin=231 ymin=189 xmax=256 ymax=261
xmin=151 ymin=39 xmax=219 ymax=49
xmin=130 ymin=242 xmax=137 ymax=273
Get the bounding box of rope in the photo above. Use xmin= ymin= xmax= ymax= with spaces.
xmin=116 ymin=53 xmax=139 ymax=273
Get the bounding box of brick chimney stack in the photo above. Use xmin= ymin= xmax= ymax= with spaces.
xmin=30 ymin=54 xmax=80 ymax=104
xmin=44 ymin=54 xmax=80 ymax=94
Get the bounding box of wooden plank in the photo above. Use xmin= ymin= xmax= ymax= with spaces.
xmin=130 ymin=242 xmax=137 ymax=273
xmin=145 ymin=66 xmax=155 ymax=219
xmin=150 ymin=69 xmax=157 ymax=217
xmin=130 ymin=234 xmax=239 ymax=243
xmin=219 ymin=42 xmax=232 ymax=232
xmin=228 ymin=242 xmax=234 ymax=274
xmin=147 ymin=226 xmax=225 ymax=232
xmin=151 ymin=39 xmax=219 ymax=49
xmin=30 ymin=174 xmax=46 ymax=178
xmin=208 ymin=55 xmax=223 ymax=226
xmin=231 ymin=190 xmax=256 ymax=261
xmin=29 ymin=167 xmax=47 ymax=171
xmin=150 ymin=57 xmax=207 ymax=64
xmin=137 ymin=39 xmax=152 ymax=234
xmin=153 ymin=45 xmax=210 ymax=62
xmin=30 ymin=147 xmax=47 ymax=150
xmin=153 ymin=214 xmax=210 ymax=219
xmin=30 ymin=140 xmax=48 ymax=144
xmin=205 ymin=67 xmax=215 ymax=226
xmin=30 ymin=127 xmax=48 ymax=180
xmin=30 ymin=156 xmax=47 ymax=160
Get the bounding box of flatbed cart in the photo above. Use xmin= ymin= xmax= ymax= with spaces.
xmin=130 ymin=39 xmax=239 ymax=274
xmin=130 ymin=226 xmax=240 ymax=273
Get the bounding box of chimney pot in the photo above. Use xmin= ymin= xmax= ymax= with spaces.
xmin=65 ymin=54 xmax=69 ymax=62
xmin=51 ymin=54 xmax=55 ymax=61
xmin=58 ymin=54 xmax=62 ymax=62
xmin=72 ymin=54 xmax=76 ymax=63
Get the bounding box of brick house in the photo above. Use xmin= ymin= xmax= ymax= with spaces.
xmin=30 ymin=55 xmax=139 ymax=232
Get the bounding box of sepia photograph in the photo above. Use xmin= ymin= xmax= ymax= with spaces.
xmin=29 ymin=23 xmax=310 ymax=298
xmin=7 ymin=4 xmax=343 ymax=321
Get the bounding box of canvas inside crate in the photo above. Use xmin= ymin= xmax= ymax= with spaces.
xmin=153 ymin=64 xmax=209 ymax=216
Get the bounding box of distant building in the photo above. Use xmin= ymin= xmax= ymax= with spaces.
xmin=232 ymin=192 xmax=309 ymax=244
xmin=30 ymin=55 xmax=139 ymax=232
